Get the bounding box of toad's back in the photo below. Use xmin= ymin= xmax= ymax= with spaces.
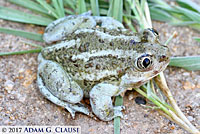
xmin=41 ymin=28 xmax=143 ymax=82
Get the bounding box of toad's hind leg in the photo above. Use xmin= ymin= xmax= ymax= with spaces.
xmin=90 ymin=83 xmax=124 ymax=121
xmin=43 ymin=11 xmax=96 ymax=44
xmin=37 ymin=54 xmax=90 ymax=118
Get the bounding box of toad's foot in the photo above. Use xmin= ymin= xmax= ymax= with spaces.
xmin=89 ymin=83 xmax=124 ymax=121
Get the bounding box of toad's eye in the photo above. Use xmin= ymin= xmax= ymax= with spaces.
xmin=136 ymin=54 xmax=152 ymax=70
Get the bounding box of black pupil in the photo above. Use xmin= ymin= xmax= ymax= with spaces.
xmin=143 ymin=58 xmax=150 ymax=68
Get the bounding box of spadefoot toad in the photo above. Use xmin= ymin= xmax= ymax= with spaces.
xmin=37 ymin=12 xmax=170 ymax=121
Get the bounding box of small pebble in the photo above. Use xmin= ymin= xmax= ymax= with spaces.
xmin=187 ymin=116 xmax=194 ymax=122
xmin=4 ymin=80 xmax=14 ymax=93
xmin=128 ymin=93 xmax=134 ymax=100
xmin=9 ymin=116 xmax=15 ymax=121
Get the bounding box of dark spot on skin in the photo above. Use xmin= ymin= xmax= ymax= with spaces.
xmin=96 ymin=64 xmax=101 ymax=69
xmin=69 ymin=88 xmax=72 ymax=92
xmin=118 ymin=46 xmax=122 ymax=49
xmin=96 ymin=21 xmax=102 ymax=27
xmin=85 ymin=63 xmax=93 ymax=68
xmin=154 ymin=70 xmax=159 ymax=75
xmin=129 ymin=39 xmax=136 ymax=45
xmin=74 ymin=64 xmax=79 ymax=67
xmin=99 ymin=39 xmax=104 ymax=43
xmin=85 ymin=64 xmax=89 ymax=68
xmin=83 ymin=18 xmax=89 ymax=23
xmin=69 ymin=56 xmax=77 ymax=63
xmin=88 ymin=63 xmax=93 ymax=67
xmin=135 ymin=96 xmax=146 ymax=105
xmin=159 ymin=55 xmax=167 ymax=62
xmin=79 ymin=42 xmax=89 ymax=52
xmin=108 ymin=54 xmax=112 ymax=58
xmin=117 ymin=69 xmax=122 ymax=74
xmin=113 ymin=55 xmax=118 ymax=59
xmin=110 ymin=42 xmax=114 ymax=46
xmin=89 ymin=57 xmax=95 ymax=61
xmin=72 ymin=22 xmax=75 ymax=25
xmin=121 ymin=58 xmax=125 ymax=62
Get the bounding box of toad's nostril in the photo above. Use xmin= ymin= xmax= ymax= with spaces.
xmin=159 ymin=55 xmax=168 ymax=62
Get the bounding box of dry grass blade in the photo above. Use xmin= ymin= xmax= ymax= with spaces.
xmin=154 ymin=73 xmax=200 ymax=134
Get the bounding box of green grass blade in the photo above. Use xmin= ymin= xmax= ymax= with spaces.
xmin=0 ymin=49 xmax=41 ymax=56
xmin=107 ymin=0 xmax=123 ymax=22
xmin=22 ymin=41 xmax=43 ymax=49
xmin=176 ymin=0 xmax=200 ymax=13
xmin=65 ymin=9 xmax=75 ymax=15
xmin=0 ymin=27 xmax=43 ymax=42
xmin=124 ymin=0 xmax=132 ymax=15
xmin=52 ymin=0 xmax=65 ymax=18
xmin=150 ymin=7 xmax=176 ymax=22
xmin=8 ymin=0 xmax=52 ymax=17
xmin=0 ymin=6 xmax=53 ymax=26
xmin=124 ymin=17 xmax=136 ymax=32
xmin=171 ymin=21 xmax=199 ymax=26
xmin=169 ymin=56 xmax=200 ymax=71
xmin=174 ymin=6 xmax=200 ymax=22
xmin=193 ymin=37 xmax=200 ymax=42
xmin=58 ymin=0 xmax=65 ymax=17
xmin=90 ymin=0 xmax=100 ymax=16
xmin=170 ymin=21 xmax=200 ymax=31
xmin=149 ymin=0 xmax=171 ymax=9
xmin=114 ymin=95 xmax=123 ymax=134
xmin=146 ymin=81 xmax=152 ymax=98
xmin=113 ymin=0 xmax=123 ymax=22
xmin=36 ymin=0 xmax=59 ymax=19
xmin=52 ymin=0 xmax=62 ymax=18
xmin=64 ymin=0 xmax=76 ymax=10
xmin=99 ymin=8 xmax=108 ymax=15
xmin=77 ymin=0 xmax=87 ymax=14
xmin=189 ymin=23 xmax=200 ymax=31
xmin=107 ymin=0 xmax=113 ymax=17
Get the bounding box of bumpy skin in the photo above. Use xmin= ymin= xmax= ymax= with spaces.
xmin=37 ymin=12 xmax=170 ymax=121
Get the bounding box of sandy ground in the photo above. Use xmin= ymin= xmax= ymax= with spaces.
xmin=0 ymin=1 xmax=200 ymax=134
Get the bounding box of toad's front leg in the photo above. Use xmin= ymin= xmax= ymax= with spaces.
xmin=89 ymin=83 xmax=124 ymax=121
xmin=37 ymin=54 xmax=90 ymax=118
